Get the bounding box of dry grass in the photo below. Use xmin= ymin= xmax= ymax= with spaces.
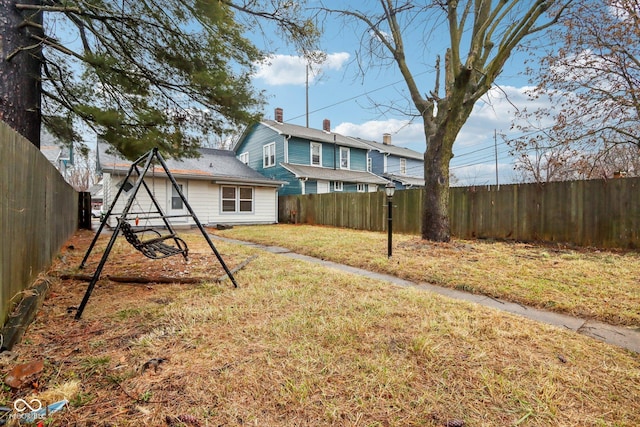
xmin=213 ymin=224 xmax=640 ymax=328
xmin=0 ymin=228 xmax=639 ymax=426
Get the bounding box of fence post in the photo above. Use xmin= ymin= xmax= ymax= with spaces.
xmin=78 ymin=191 xmax=92 ymax=229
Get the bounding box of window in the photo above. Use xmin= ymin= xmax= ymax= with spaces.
xmin=340 ymin=147 xmax=350 ymax=169
xmin=222 ymin=186 xmax=253 ymax=213
xmin=357 ymin=183 xmax=365 ymax=192
xmin=334 ymin=181 xmax=343 ymax=191
xmin=400 ymin=158 xmax=407 ymax=175
xmin=238 ymin=152 xmax=249 ymax=164
xmin=310 ymin=142 xmax=322 ymax=166
xmin=171 ymin=184 xmax=183 ymax=210
xmin=367 ymin=157 xmax=372 ymax=172
xmin=263 ymin=142 xmax=275 ymax=168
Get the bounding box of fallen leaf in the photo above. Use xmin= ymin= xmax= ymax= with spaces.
xmin=5 ymin=359 xmax=44 ymax=388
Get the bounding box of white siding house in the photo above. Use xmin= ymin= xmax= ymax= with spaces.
xmin=97 ymin=143 xmax=286 ymax=228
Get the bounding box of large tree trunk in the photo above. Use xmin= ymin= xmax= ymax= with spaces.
xmin=0 ymin=0 xmax=42 ymax=148
xmin=421 ymin=131 xmax=453 ymax=242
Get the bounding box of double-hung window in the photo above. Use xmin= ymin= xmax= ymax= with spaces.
xmin=238 ymin=152 xmax=249 ymax=164
xmin=400 ymin=158 xmax=407 ymax=175
xmin=310 ymin=142 xmax=322 ymax=166
xmin=334 ymin=181 xmax=343 ymax=191
xmin=339 ymin=147 xmax=350 ymax=169
xmin=263 ymin=143 xmax=276 ymax=168
xmin=222 ymin=186 xmax=253 ymax=213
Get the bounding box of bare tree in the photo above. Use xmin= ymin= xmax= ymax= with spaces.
xmin=511 ymin=0 xmax=640 ymax=180
xmin=319 ymin=1 xmax=571 ymax=241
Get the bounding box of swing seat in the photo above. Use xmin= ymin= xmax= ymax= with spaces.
xmin=118 ymin=219 xmax=189 ymax=261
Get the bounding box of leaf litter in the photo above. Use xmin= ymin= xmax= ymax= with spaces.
xmin=0 ymin=227 xmax=638 ymax=426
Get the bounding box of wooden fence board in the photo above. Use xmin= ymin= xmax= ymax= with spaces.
xmin=280 ymin=177 xmax=640 ymax=249
xmin=1 ymin=122 xmax=78 ymax=326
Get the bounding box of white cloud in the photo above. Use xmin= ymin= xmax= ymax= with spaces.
xmin=254 ymin=52 xmax=350 ymax=86
xmin=334 ymin=119 xmax=424 ymax=149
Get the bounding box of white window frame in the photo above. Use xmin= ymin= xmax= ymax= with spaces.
xmin=339 ymin=147 xmax=350 ymax=169
xmin=334 ymin=181 xmax=343 ymax=191
xmin=357 ymin=183 xmax=365 ymax=192
xmin=221 ymin=186 xmax=254 ymax=213
xmin=238 ymin=152 xmax=249 ymax=164
xmin=310 ymin=142 xmax=322 ymax=166
xmin=263 ymin=142 xmax=276 ymax=168
xmin=400 ymin=158 xmax=407 ymax=175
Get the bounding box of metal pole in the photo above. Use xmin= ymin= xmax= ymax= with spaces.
xmin=387 ymin=198 xmax=393 ymax=258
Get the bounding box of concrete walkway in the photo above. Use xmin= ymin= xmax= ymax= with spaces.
xmin=213 ymin=235 xmax=640 ymax=354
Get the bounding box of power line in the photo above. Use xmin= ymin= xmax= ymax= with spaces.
xmin=288 ymin=70 xmax=432 ymax=122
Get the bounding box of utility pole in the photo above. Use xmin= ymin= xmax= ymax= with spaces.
xmin=494 ymin=129 xmax=499 ymax=190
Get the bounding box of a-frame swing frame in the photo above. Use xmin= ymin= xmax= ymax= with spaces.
xmin=75 ymin=147 xmax=238 ymax=320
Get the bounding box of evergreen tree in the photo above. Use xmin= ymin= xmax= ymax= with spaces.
xmin=0 ymin=0 xmax=316 ymax=159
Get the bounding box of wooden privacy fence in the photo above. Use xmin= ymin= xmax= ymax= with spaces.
xmin=1 ymin=122 xmax=79 ymax=327
xmin=279 ymin=177 xmax=640 ymax=249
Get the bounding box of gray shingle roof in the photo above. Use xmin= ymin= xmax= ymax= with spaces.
xmin=261 ymin=120 xmax=371 ymax=150
xmin=350 ymin=137 xmax=423 ymax=160
xmin=282 ymin=163 xmax=389 ymax=185
xmin=97 ymin=142 xmax=285 ymax=187
xmin=384 ymin=173 xmax=425 ymax=187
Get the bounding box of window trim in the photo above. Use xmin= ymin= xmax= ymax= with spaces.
xmin=339 ymin=147 xmax=350 ymax=169
xmin=357 ymin=183 xmax=365 ymax=192
xmin=263 ymin=142 xmax=276 ymax=168
xmin=238 ymin=152 xmax=249 ymax=164
xmin=221 ymin=185 xmax=254 ymax=214
xmin=310 ymin=142 xmax=322 ymax=167
xmin=334 ymin=181 xmax=343 ymax=191
xmin=400 ymin=158 xmax=407 ymax=175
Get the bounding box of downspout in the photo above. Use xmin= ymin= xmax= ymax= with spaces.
xmin=284 ymin=134 xmax=291 ymax=163
xmin=333 ymin=134 xmax=336 ymax=170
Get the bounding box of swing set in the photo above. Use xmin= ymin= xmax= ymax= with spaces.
xmin=74 ymin=147 xmax=237 ymax=320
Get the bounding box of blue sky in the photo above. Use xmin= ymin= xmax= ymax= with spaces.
xmin=248 ymin=4 xmax=555 ymax=186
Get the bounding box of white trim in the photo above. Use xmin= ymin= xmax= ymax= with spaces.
xmin=221 ymin=185 xmax=254 ymax=214
xmin=339 ymin=147 xmax=350 ymax=169
xmin=310 ymin=142 xmax=322 ymax=167
xmin=238 ymin=152 xmax=249 ymax=164
xmin=263 ymin=142 xmax=276 ymax=168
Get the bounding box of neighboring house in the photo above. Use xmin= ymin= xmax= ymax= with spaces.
xmin=233 ymin=108 xmax=389 ymax=195
xmin=40 ymin=133 xmax=74 ymax=178
xmin=96 ymin=142 xmax=286 ymax=227
xmin=89 ymin=180 xmax=104 ymax=215
xmin=356 ymin=133 xmax=425 ymax=189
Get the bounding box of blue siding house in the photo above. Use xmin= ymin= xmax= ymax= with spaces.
xmin=234 ymin=109 xmax=389 ymax=195
xmin=356 ymin=133 xmax=425 ymax=189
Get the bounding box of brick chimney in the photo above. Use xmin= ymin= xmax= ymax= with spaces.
xmin=323 ymin=119 xmax=331 ymax=132
xmin=275 ymin=107 xmax=283 ymax=123
xmin=383 ymin=133 xmax=392 ymax=145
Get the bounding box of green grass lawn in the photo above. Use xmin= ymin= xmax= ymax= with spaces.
xmin=1 ymin=228 xmax=638 ymax=426
xmin=213 ymin=224 xmax=640 ymax=328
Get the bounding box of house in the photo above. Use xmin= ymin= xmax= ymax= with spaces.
xmin=233 ymin=108 xmax=389 ymax=195
xmin=356 ymin=133 xmax=425 ymax=189
xmin=96 ymin=142 xmax=286 ymax=227
xmin=40 ymin=132 xmax=74 ymax=178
